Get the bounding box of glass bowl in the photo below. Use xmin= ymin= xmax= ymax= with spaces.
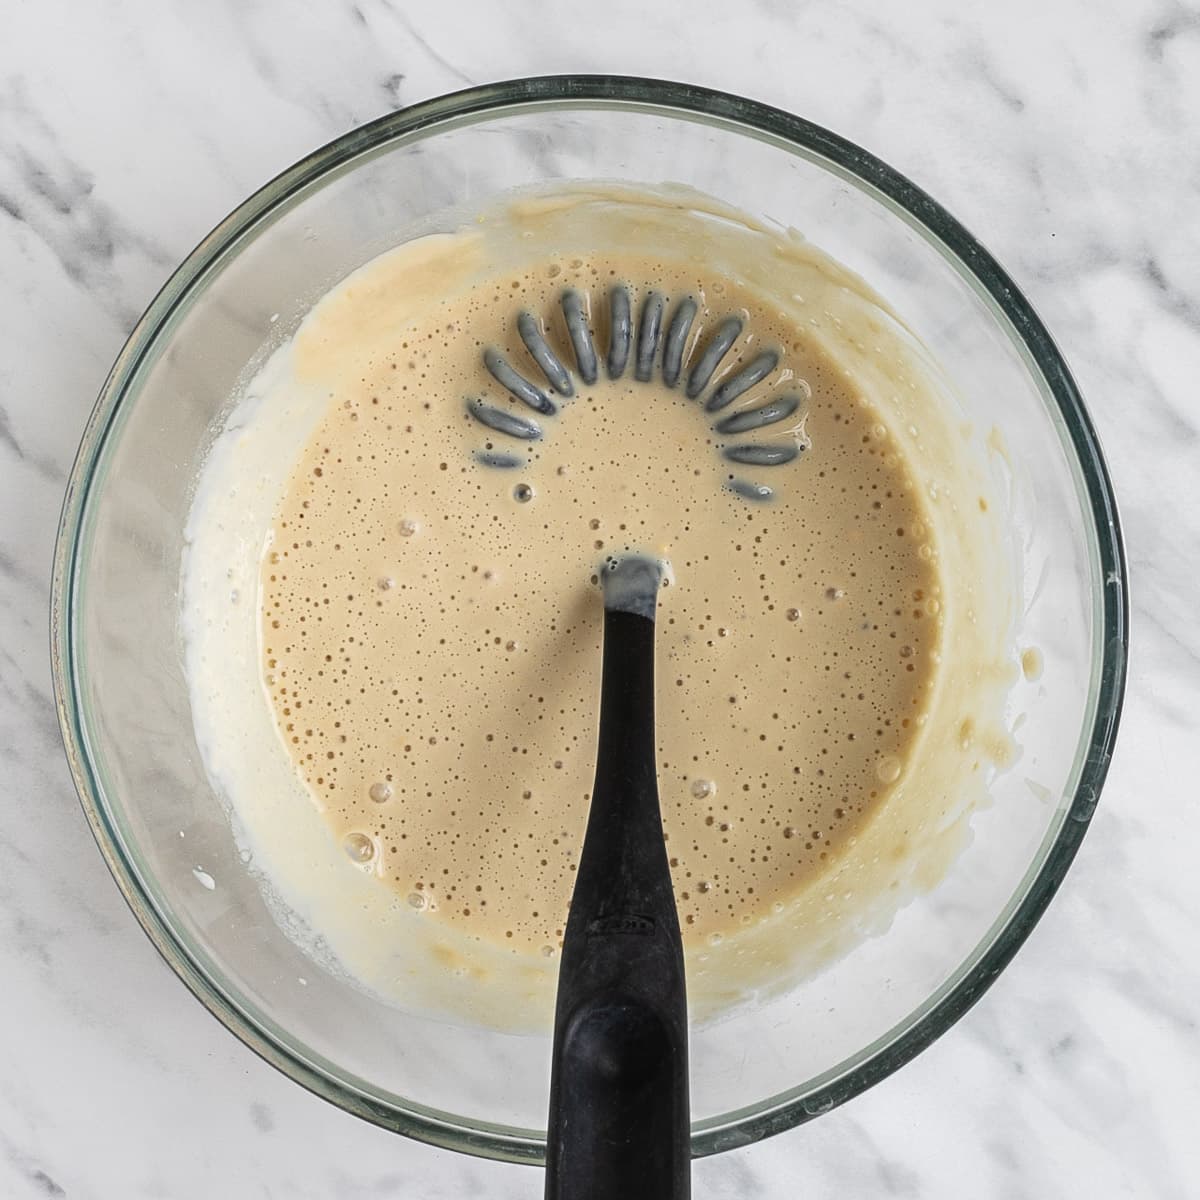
xmin=50 ymin=76 xmax=1127 ymax=1162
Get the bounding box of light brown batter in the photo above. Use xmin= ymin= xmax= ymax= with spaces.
xmin=183 ymin=186 xmax=1020 ymax=1026
xmin=260 ymin=253 xmax=940 ymax=957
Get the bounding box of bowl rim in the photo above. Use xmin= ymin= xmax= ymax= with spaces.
xmin=50 ymin=74 xmax=1128 ymax=1162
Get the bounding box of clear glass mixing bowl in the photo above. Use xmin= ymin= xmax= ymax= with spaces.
xmin=50 ymin=77 xmax=1127 ymax=1161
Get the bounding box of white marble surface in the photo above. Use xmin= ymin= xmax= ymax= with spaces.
xmin=1 ymin=1 xmax=1197 ymax=1195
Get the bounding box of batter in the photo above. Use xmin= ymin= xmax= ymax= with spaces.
xmin=183 ymin=187 xmax=1019 ymax=1028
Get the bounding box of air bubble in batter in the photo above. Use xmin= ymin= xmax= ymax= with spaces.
xmin=343 ymin=832 xmax=376 ymax=863
xmin=875 ymin=756 xmax=902 ymax=784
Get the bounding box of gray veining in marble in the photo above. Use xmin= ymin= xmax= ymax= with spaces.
xmin=2 ymin=1 xmax=1198 ymax=1196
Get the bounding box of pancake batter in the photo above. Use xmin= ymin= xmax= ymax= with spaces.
xmin=182 ymin=187 xmax=1018 ymax=1027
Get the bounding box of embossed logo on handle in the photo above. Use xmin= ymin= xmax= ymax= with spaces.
xmin=586 ymin=914 xmax=656 ymax=937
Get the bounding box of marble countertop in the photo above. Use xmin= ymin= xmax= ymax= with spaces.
xmin=2 ymin=1 xmax=1197 ymax=1196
